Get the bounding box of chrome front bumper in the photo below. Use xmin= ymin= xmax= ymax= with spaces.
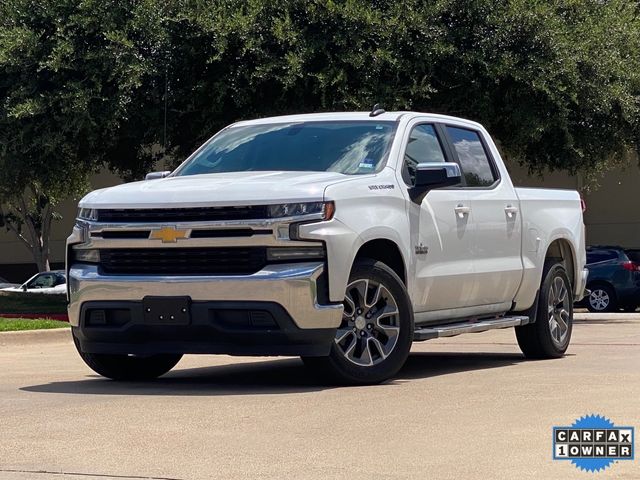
xmin=68 ymin=262 xmax=343 ymax=329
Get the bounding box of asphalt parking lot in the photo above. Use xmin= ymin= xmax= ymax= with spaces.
xmin=0 ymin=313 xmax=638 ymax=480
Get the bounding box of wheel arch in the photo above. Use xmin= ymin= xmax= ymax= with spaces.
xmin=354 ymin=238 xmax=407 ymax=286
xmin=586 ymin=280 xmax=616 ymax=296
xmin=545 ymin=238 xmax=576 ymax=290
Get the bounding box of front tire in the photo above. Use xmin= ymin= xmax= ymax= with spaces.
xmin=73 ymin=333 xmax=182 ymax=380
xmin=302 ymin=259 xmax=414 ymax=385
xmin=516 ymin=262 xmax=573 ymax=359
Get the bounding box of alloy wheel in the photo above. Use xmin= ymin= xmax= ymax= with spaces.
xmin=589 ymin=289 xmax=610 ymax=311
xmin=335 ymin=278 xmax=400 ymax=367
xmin=548 ymin=276 xmax=570 ymax=347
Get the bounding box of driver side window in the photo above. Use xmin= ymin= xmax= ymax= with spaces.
xmin=29 ymin=274 xmax=54 ymax=289
xmin=402 ymin=124 xmax=446 ymax=185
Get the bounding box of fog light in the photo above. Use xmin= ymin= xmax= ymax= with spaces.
xmin=87 ymin=310 xmax=107 ymax=326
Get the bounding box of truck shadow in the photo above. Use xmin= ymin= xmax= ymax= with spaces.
xmin=20 ymin=351 xmax=527 ymax=397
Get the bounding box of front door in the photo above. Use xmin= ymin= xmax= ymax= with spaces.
xmin=399 ymin=122 xmax=477 ymax=312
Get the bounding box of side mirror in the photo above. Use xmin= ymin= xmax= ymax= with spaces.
xmin=22 ymin=285 xmax=28 ymax=292
xmin=145 ymin=171 xmax=171 ymax=180
xmin=409 ymin=162 xmax=462 ymax=203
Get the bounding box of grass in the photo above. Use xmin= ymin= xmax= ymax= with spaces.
xmin=0 ymin=317 xmax=70 ymax=332
xmin=0 ymin=291 xmax=67 ymax=314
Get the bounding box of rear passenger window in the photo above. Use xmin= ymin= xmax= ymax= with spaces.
xmin=587 ymin=251 xmax=618 ymax=264
xmin=402 ymin=124 xmax=446 ymax=185
xmin=587 ymin=254 xmax=604 ymax=264
xmin=446 ymin=126 xmax=497 ymax=187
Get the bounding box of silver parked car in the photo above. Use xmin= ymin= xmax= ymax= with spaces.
xmin=1 ymin=271 xmax=66 ymax=294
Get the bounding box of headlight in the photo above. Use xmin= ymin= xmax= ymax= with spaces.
xmin=266 ymin=247 xmax=325 ymax=262
xmin=77 ymin=207 xmax=98 ymax=221
xmin=267 ymin=201 xmax=334 ymax=219
xmin=72 ymin=248 xmax=100 ymax=263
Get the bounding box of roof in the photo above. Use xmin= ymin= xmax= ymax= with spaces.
xmin=232 ymin=111 xmax=484 ymax=129
xmin=588 ymin=245 xmax=640 ymax=251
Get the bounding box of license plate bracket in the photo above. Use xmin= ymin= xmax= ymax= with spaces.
xmin=142 ymin=296 xmax=191 ymax=325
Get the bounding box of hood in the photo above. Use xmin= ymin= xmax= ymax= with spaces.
xmin=80 ymin=171 xmax=354 ymax=209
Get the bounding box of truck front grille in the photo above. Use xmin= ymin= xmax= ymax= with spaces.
xmin=97 ymin=206 xmax=269 ymax=223
xmin=99 ymin=247 xmax=267 ymax=275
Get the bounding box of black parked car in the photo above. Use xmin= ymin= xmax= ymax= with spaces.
xmin=583 ymin=246 xmax=640 ymax=312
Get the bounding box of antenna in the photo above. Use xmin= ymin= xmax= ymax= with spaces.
xmin=369 ymin=104 xmax=385 ymax=117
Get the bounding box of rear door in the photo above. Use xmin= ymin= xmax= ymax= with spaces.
xmin=442 ymin=125 xmax=523 ymax=307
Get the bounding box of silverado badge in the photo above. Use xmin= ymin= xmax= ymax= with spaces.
xmin=149 ymin=226 xmax=189 ymax=243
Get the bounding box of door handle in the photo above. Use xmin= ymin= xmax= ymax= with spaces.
xmin=454 ymin=204 xmax=471 ymax=218
xmin=505 ymin=205 xmax=518 ymax=218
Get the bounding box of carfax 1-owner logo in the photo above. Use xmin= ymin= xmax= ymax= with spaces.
xmin=553 ymin=414 xmax=635 ymax=472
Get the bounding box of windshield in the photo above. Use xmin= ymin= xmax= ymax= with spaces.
xmin=174 ymin=121 xmax=397 ymax=176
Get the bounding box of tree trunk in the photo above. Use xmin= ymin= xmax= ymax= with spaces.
xmin=39 ymin=201 xmax=53 ymax=272
xmin=31 ymin=242 xmax=50 ymax=272
xmin=1 ymin=188 xmax=54 ymax=272
xmin=28 ymin=202 xmax=52 ymax=272
xmin=36 ymin=250 xmax=51 ymax=272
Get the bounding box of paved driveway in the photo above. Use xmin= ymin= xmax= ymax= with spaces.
xmin=1 ymin=313 xmax=638 ymax=480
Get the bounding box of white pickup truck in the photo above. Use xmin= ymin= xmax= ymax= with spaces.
xmin=67 ymin=110 xmax=587 ymax=384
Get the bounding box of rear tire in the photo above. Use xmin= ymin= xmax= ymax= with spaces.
xmin=516 ymin=262 xmax=573 ymax=359
xmin=73 ymin=333 xmax=182 ymax=380
xmin=302 ymin=258 xmax=414 ymax=385
xmin=586 ymin=284 xmax=617 ymax=312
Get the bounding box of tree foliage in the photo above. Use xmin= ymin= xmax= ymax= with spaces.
xmin=2 ymin=0 xmax=640 ymax=268
xmin=0 ymin=0 xmax=163 ymax=269
xmin=153 ymin=0 xmax=640 ymax=175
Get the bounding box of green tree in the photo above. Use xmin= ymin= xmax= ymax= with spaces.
xmin=0 ymin=0 xmax=164 ymax=270
xmin=2 ymin=0 xmax=640 ymax=271
xmin=154 ymin=0 xmax=640 ymax=176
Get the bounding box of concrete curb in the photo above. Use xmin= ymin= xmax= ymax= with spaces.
xmin=574 ymin=312 xmax=639 ymax=320
xmin=0 ymin=327 xmax=71 ymax=345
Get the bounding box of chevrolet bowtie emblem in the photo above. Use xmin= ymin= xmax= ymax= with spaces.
xmin=149 ymin=226 xmax=189 ymax=243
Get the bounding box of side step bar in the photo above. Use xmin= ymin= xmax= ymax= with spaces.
xmin=413 ymin=316 xmax=530 ymax=341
